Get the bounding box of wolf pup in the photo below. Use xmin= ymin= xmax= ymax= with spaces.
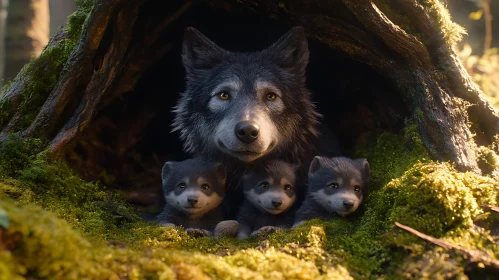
xmin=237 ymin=160 xmax=299 ymax=239
xmin=293 ymin=156 xmax=370 ymax=227
xmin=157 ymin=158 xmax=234 ymax=236
xmin=173 ymin=26 xmax=341 ymax=218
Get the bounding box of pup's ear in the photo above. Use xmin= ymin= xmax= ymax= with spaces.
xmin=354 ymin=158 xmax=370 ymax=182
xmin=264 ymin=26 xmax=309 ymax=78
xmin=161 ymin=161 xmax=177 ymax=186
xmin=182 ymin=27 xmax=227 ymax=75
xmin=309 ymin=156 xmax=326 ymax=176
xmin=214 ymin=162 xmax=227 ymax=185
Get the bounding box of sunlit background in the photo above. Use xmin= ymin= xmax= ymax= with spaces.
xmin=0 ymin=0 xmax=496 ymax=107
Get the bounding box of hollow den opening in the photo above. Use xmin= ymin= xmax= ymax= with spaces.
xmin=62 ymin=1 xmax=408 ymax=213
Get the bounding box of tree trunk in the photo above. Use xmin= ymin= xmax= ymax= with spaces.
xmin=4 ymin=0 xmax=49 ymax=81
xmin=0 ymin=0 xmax=497 ymax=206
xmin=0 ymin=0 xmax=8 ymax=85
xmin=49 ymin=0 xmax=76 ymax=36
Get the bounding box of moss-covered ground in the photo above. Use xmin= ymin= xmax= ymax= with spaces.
xmin=0 ymin=122 xmax=498 ymax=279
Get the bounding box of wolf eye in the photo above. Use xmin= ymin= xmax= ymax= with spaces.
xmin=266 ymin=92 xmax=277 ymax=101
xmin=328 ymin=183 xmax=338 ymax=190
xmin=284 ymin=184 xmax=292 ymax=191
xmin=201 ymin=184 xmax=210 ymax=190
xmin=218 ymin=91 xmax=230 ymax=100
xmin=354 ymin=185 xmax=361 ymax=192
xmin=177 ymin=183 xmax=186 ymax=189
xmin=260 ymin=182 xmax=269 ymax=189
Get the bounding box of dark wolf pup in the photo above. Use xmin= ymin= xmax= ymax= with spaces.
xmin=157 ymin=158 xmax=237 ymax=237
xmin=173 ymin=26 xmax=340 ymax=218
xmin=237 ymin=160 xmax=299 ymax=239
xmin=293 ymin=156 xmax=370 ymax=227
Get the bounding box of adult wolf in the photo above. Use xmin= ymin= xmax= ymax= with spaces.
xmin=173 ymin=26 xmax=339 ymax=218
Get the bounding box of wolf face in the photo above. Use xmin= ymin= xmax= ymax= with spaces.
xmin=242 ymin=160 xmax=298 ymax=215
xmin=308 ymin=156 xmax=370 ymax=216
xmin=161 ymin=158 xmax=226 ymax=217
xmin=173 ymin=27 xmax=320 ymax=163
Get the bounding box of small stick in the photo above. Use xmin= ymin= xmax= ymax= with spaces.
xmin=394 ymin=222 xmax=499 ymax=271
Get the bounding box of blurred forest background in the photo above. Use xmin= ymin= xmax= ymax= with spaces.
xmin=0 ymin=0 xmax=496 ymax=107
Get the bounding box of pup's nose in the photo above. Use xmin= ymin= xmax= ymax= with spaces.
xmin=271 ymin=199 xmax=282 ymax=207
xmin=235 ymin=121 xmax=260 ymax=143
xmin=343 ymin=200 xmax=354 ymax=210
xmin=187 ymin=196 xmax=198 ymax=205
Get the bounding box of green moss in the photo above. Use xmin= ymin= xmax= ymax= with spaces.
xmin=1 ymin=123 xmax=499 ymax=278
xmin=396 ymin=248 xmax=467 ymax=279
xmin=477 ymin=145 xmax=499 ymax=175
xmin=419 ymin=0 xmax=466 ymax=47
xmin=0 ymin=0 xmax=94 ymax=131
xmin=355 ymin=120 xmax=429 ymax=190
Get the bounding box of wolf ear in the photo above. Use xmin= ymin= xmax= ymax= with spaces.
xmin=161 ymin=161 xmax=177 ymax=186
xmin=214 ymin=162 xmax=227 ymax=185
xmin=309 ymin=156 xmax=326 ymax=176
xmin=354 ymin=158 xmax=370 ymax=181
xmin=265 ymin=26 xmax=309 ymax=77
xmin=182 ymin=27 xmax=226 ymax=75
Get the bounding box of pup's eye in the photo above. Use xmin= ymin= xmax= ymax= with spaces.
xmin=328 ymin=183 xmax=338 ymax=190
xmin=201 ymin=184 xmax=210 ymax=190
xmin=284 ymin=184 xmax=292 ymax=191
xmin=354 ymin=185 xmax=361 ymax=192
xmin=218 ymin=91 xmax=230 ymax=100
xmin=260 ymin=182 xmax=269 ymax=189
xmin=177 ymin=183 xmax=186 ymax=189
xmin=266 ymin=92 xmax=277 ymax=101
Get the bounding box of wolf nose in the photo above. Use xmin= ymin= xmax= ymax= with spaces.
xmin=235 ymin=121 xmax=260 ymax=143
xmin=271 ymin=199 xmax=282 ymax=207
xmin=187 ymin=196 xmax=198 ymax=205
xmin=343 ymin=201 xmax=354 ymax=210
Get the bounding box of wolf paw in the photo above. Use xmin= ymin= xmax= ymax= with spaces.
xmin=185 ymin=228 xmax=212 ymax=237
xmin=213 ymin=220 xmax=239 ymax=238
xmin=251 ymin=226 xmax=279 ymax=238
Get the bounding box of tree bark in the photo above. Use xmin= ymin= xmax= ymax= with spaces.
xmin=0 ymin=0 xmax=497 ymax=203
xmin=4 ymin=0 xmax=49 ymax=81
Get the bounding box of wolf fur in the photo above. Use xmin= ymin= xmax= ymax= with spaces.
xmin=237 ymin=160 xmax=299 ymax=239
xmin=293 ymin=156 xmax=370 ymax=227
xmin=157 ymin=158 xmax=228 ymax=235
xmin=173 ymin=26 xmax=340 ymax=219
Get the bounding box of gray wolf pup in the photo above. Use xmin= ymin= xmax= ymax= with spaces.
xmin=237 ymin=160 xmax=299 ymax=239
xmin=293 ymin=156 xmax=370 ymax=227
xmin=157 ymin=158 xmax=236 ymax=236
xmin=173 ymin=26 xmax=340 ymax=218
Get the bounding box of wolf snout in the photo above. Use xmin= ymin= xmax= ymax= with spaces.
xmin=343 ymin=200 xmax=354 ymax=210
xmin=235 ymin=121 xmax=260 ymax=143
xmin=187 ymin=196 xmax=198 ymax=206
xmin=271 ymin=198 xmax=282 ymax=207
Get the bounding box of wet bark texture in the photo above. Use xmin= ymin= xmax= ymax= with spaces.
xmin=0 ymin=0 xmax=497 ymax=206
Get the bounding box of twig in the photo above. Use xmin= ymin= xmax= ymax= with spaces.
xmin=394 ymin=222 xmax=499 ymax=271
xmin=483 ymin=0 xmax=492 ymax=54
xmin=481 ymin=204 xmax=499 ymax=214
